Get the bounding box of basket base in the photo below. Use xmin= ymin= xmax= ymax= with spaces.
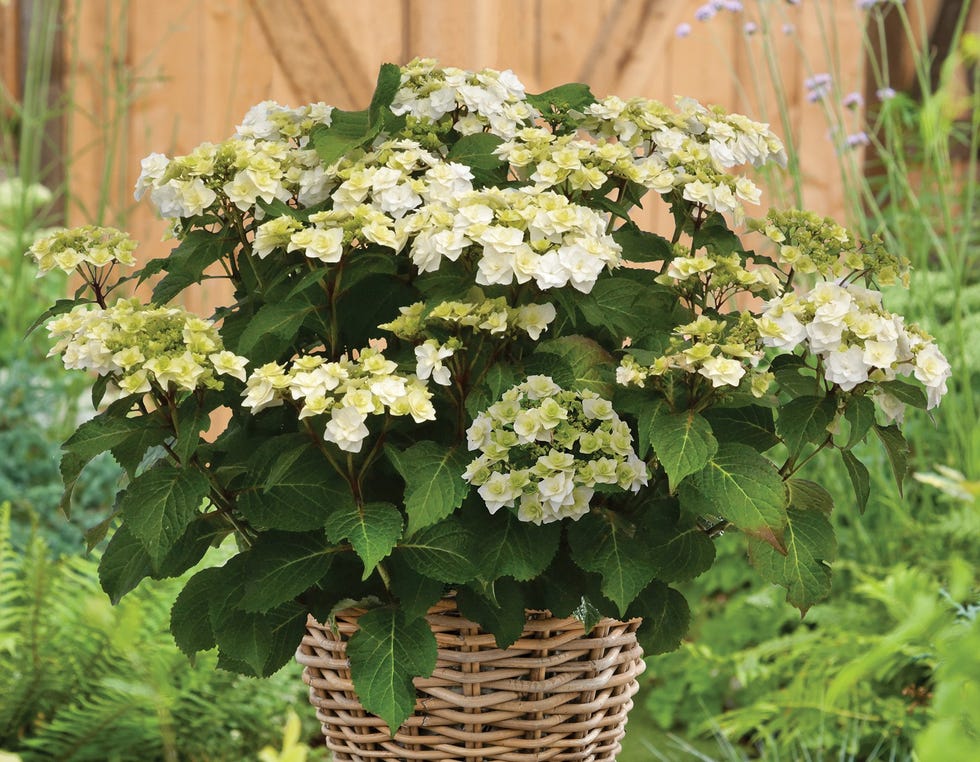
xmin=296 ymin=599 xmax=645 ymax=761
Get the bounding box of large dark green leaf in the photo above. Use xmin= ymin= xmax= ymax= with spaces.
xmin=386 ymin=442 xmax=470 ymax=534
xmin=347 ymin=607 xmax=438 ymax=734
xmin=649 ymin=410 xmax=718 ymax=491
xmin=238 ymin=530 xmax=337 ymax=612
xmin=611 ymin=222 xmax=673 ymax=264
xmin=840 ymin=449 xmax=870 ymax=513
xmin=400 ymin=519 xmax=480 ymax=583
xmin=777 ymin=395 xmax=837 ymax=456
xmin=532 ymin=335 xmax=615 ymax=397
xmin=682 ymin=443 xmax=787 ymax=550
xmin=456 ymin=579 xmax=527 ymax=649
xmin=118 ymin=463 xmax=210 ymax=567
xmin=459 ymin=509 xmax=561 ymax=581
xmin=568 ymin=512 xmax=658 ymax=616
xmin=236 ymin=298 xmax=311 ymax=355
xmin=627 ymin=581 xmax=691 ymax=655
xmin=150 ymin=230 xmax=231 ymax=305
xmin=237 ymin=436 xmax=355 ymax=531
xmin=747 ymin=507 xmax=837 ymax=614
xmin=703 ymin=405 xmax=779 ymax=452
xmin=874 ymin=424 xmax=910 ymax=495
xmin=325 ymin=501 xmax=403 ymax=580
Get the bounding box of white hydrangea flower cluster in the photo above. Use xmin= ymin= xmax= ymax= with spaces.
xmin=46 ymin=297 xmax=247 ymax=396
xmin=241 ymin=347 xmax=436 ymax=452
xmin=753 ymin=208 xmax=911 ymax=286
xmin=571 ymin=95 xmax=784 ymax=222
xmin=250 ymin=138 xmax=477 ymax=260
xmin=391 ymin=57 xmax=538 ymax=139
xmin=463 ymin=376 xmax=648 ymax=525
xmin=234 ymin=100 xmax=334 ymax=144
xmin=404 ymin=186 xmax=621 ymax=292
xmin=380 ymin=293 xmax=557 ymax=342
xmin=617 ymin=314 xmax=769 ymax=394
xmin=28 ymin=225 xmax=137 ymax=275
xmin=757 ymin=281 xmax=951 ymax=411
xmin=135 ymin=103 xmax=335 ymax=221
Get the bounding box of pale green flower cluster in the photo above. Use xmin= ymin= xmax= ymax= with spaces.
xmin=135 ymin=102 xmax=334 ymax=221
xmin=752 ymin=208 xmax=911 ymax=286
xmin=380 ymin=293 xmax=557 ymax=342
xmin=655 ymin=243 xmax=781 ymax=304
xmin=617 ymin=314 xmax=769 ymax=394
xmin=757 ymin=281 xmax=950 ymax=412
xmin=46 ymin=297 xmax=247 ymax=396
xmin=464 ymin=376 xmax=648 ymax=525
xmin=391 ymin=57 xmax=538 ymax=139
xmin=28 ymin=225 xmax=137 ymax=275
xmin=242 ymin=347 xmax=436 ymax=452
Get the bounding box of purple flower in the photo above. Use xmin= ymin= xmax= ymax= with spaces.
xmin=805 ymin=73 xmax=833 ymax=102
xmin=846 ymin=131 xmax=871 ymax=148
xmin=720 ymin=0 xmax=744 ymax=11
xmin=782 ymin=23 xmax=795 ymax=35
xmin=695 ymin=4 xmax=717 ymax=21
xmin=744 ymin=21 xmax=758 ymax=35
xmin=676 ymin=22 xmax=693 ymax=38
xmin=876 ymin=87 xmax=897 ymax=101
xmin=842 ymin=91 xmax=864 ymax=109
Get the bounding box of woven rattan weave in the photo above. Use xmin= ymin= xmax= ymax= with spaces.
xmin=296 ymin=599 xmax=645 ymax=761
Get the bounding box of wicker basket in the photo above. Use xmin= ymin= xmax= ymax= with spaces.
xmin=296 ymin=598 xmax=645 ymax=761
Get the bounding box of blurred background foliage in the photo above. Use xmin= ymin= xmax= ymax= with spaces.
xmin=1 ymin=0 xmax=977 ymax=760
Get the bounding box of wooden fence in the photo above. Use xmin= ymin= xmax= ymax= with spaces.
xmin=3 ymin=0 xmax=973 ymax=311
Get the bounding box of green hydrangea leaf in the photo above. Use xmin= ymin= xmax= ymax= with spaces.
xmin=526 ymin=82 xmax=596 ymax=114
xmin=627 ymin=581 xmax=691 ymax=655
xmin=568 ymin=512 xmax=659 ymax=616
xmin=325 ymin=502 xmax=403 ymax=581
xmin=532 ymin=335 xmax=615 ymax=397
xmin=747 ymin=507 xmax=838 ymax=614
xmin=777 ymin=395 xmax=837 ymax=456
xmin=787 ymin=478 xmax=834 ymax=514
xmin=576 ymin=277 xmax=650 ymax=338
xmin=238 ymin=530 xmax=336 ymax=612
xmin=649 ymin=410 xmax=718 ymax=491
xmin=611 ymin=222 xmax=673 ymax=264
xmin=682 ymin=443 xmax=788 ymax=550
xmin=386 ymin=442 xmax=470 ymax=534
xmin=118 ymin=463 xmax=210 ymax=567
xmin=236 ymin=298 xmax=311 ymax=355
xmin=347 ymin=607 xmax=438 ymax=734
xmin=446 ymin=132 xmax=506 ymax=185
xmin=386 ymin=554 xmax=445 ymax=621
xmin=459 ymin=508 xmax=561 ymax=582
xmin=703 ymin=405 xmax=779 ymax=452
xmin=840 ymin=448 xmax=871 ymax=513
xmin=641 ymin=511 xmax=716 ymax=583
xmin=98 ymin=525 xmax=153 ymax=604
xmin=151 ymin=230 xmax=230 ymax=304
xmin=842 ymin=395 xmax=876 ymax=450
xmin=456 ymin=578 xmax=527 ymax=649
xmin=875 ymin=424 xmax=910 ymax=495
xmin=879 ymin=378 xmax=928 ymax=409
xmin=170 ymin=566 xmax=223 ymax=655
xmin=237 ymin=436 xmax=355 ymax=531
xmin=400 ymin=519 xmax=480 ymax=583
xmin=212 ymin=601 xmax=308 ymax=677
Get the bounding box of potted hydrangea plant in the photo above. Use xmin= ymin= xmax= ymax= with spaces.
xmin=30 ymin=59 xmax=949 ymax=760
